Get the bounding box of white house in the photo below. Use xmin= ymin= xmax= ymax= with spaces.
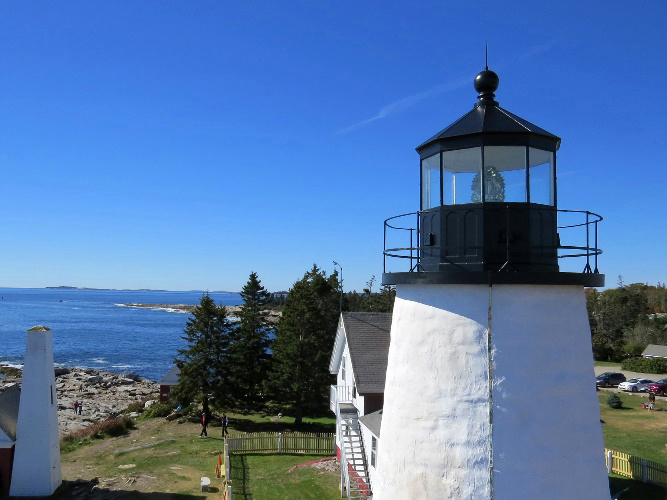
xmin=329 ymin=312 xmax=391 ymax=499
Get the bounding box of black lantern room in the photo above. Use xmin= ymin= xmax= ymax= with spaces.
xmin=383 ymin=68 xmax=604 ymax=287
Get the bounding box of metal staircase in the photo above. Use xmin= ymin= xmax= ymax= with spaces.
xmin=338 ymin=405 xmax=372 ymax=499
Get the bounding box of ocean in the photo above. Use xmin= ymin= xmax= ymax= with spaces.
xmin=0 ymin=288 xmax=242 ymax=381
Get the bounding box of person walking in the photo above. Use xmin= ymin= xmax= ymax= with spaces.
xmin=200 ymin=411 xmax=209 ymax=438
xmin=221 ymin=413 xmax=229 ymax=437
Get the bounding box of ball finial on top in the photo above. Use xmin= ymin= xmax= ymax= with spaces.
xmin=474 ymin=69 xmax=499 ymax=106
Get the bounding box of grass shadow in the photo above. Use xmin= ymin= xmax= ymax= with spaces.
xmin=230 ymin=454 xmax=252 ymax=500
xmin=609 ymin=475 xmax=667 ymax=499
xmin=51 ymin=479 xmax=207 ymax=499
xmin=229 ymin=418 xmax=334 ymax=434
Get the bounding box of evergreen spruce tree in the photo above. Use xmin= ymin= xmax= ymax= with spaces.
xmin=229 ymin=271 xmax=271 ymax=409
xmin=172 ymin=293 xmax=235 ymax=416
xmin=269 ymin=265 xmax=340 ymax=424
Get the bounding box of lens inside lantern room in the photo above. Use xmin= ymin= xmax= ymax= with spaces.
xmin=420 ymin=146 xmax=555 ymax=209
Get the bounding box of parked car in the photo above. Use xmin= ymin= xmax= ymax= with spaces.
xmin=646 ymin=379 xmax=667 ymax=396
xmin=596 ymin=372 xmax=626 ymax=387
xmin=618 ymin=378 xmax=654 ymax=393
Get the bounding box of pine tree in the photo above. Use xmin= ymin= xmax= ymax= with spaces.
xmin=269 ymin=265 xmax=340 ymax=424
xmin=172 ymin=293 xmax=235 ymax=415
xmin=229 ymin=271 xmax=271 ymax=409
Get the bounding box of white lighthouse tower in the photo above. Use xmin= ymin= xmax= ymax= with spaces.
xmin=375 ymin=68 xmax=609 ymax=499
xmin=10 ymin=325 xmax=62 ymax=497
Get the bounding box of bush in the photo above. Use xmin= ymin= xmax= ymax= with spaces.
xmin=607 ymin=393 xmax=623 ymax=409
xmin=126 ymin=401 xmax=145 ymax=414
xmin=621 ymin=357 xmax=667 ymax=374
xmin=144 ymin=402 xmax=173 ymax=418
xmin=60 ymin=416 xmax=135 ymax=451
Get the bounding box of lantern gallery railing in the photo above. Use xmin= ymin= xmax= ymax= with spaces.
xmin=383 ymin=207 xmax=602 ymax=274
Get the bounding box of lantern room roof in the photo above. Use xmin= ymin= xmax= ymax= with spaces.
xmin=417 ymin=69 xmax=561 ymax=157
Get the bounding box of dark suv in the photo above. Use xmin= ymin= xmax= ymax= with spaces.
xmin=596 ymin=372 xmax=626 ymax=387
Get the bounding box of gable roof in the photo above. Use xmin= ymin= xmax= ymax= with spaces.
xmin=642 ymin=344 xmax=667 ymax=358
xmin=359 ymin=408 xmax=382 ymax=437
xmin=0 ymin=383 xmax=20 ymax=442
xmin=159 ymin=365 xmax=180 ymax=386
xmin=330 ymin=312 xmax=392 ymax=394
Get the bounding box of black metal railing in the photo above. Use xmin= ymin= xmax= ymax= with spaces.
xmin=383 ymin=208 xmax=602 ymax=274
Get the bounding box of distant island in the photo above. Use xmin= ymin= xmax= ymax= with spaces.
xmin=45 ymin=286 xmax=239 ymax=293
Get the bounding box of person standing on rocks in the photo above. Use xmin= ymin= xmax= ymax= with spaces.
xmin=78 ymin=401 xmax=83 ymax=415
xmin=73 ymin=401 xmax=79 ymax=414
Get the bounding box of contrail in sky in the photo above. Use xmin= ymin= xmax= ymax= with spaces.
xmin=337 ymin=40 xmax=559 ymax=135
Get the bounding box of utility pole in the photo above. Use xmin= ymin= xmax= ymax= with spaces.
xmin=333 ymin=261 xmax=343 ymax=314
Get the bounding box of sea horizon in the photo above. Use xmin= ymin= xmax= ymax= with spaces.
xmin=0 ymin=287 xmax=243 ymax=381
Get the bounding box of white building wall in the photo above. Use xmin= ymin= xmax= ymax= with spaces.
xmin=0 ymin=428 xmax=12 ymax=448
xmin=10 ymin=326 xmax=62 ymax=497
xmin=374 ymin=284 xmax=609 ymax=500
xmin=359 ymin=423 xmax=379 ymax=491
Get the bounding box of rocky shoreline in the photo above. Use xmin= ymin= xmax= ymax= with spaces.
xmin=118 ymin=303 xmax=282 ymax=322
xmin=0 ymin=366 xmax=159 ymax=437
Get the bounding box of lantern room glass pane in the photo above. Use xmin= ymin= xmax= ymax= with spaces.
xmin=529 ymin=148 xmax=554 ymax=205
xmin=443 ymin=147 xmax=482 ymax=204
xmin=421 ymin=154 xmax=441 ymax=210
xmin=483 ymin=146 xmax=526 ymax=202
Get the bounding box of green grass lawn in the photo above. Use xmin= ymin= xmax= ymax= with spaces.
xmin=599 ymin=391 xmax=667 ymax=464
xmin=595 ymin=361 xmax=622 ymax=367
xmin=229 ymin=453 xmax=340 ymax=500
xmin=60 ymin=417 xmax=339 ymax=498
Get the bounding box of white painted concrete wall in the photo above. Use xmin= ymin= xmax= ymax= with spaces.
xmin=491 ymin=285 xmax=608 ymax=499
xmin=374 ymin=285 xmax=492 ymax=499
xmin=374 ymin=284 xmax=608 ymax=500
xmin=10 ymin=326 xmax=62 ymax=497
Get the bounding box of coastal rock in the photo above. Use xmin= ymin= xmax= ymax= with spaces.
xmin=0 ymin=365 xmax=159 ymax=437
xmin=55 ymin=367 xmax=71 ymax=376
xmin=121 ymin=371 xmax=142 ymax=381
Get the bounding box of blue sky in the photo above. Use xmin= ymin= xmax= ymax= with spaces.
xmin=0 ymin=2 xmax=665 ymax=292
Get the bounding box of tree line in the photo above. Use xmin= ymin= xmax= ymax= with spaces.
xmin=172 ymin=266 xmax=395 ymax=423
xmin=587 ymin=280 xmax=667 ymax=361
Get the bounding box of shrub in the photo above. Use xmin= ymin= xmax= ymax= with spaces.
xmin=144 ymin=402 xmax=173 ymax=418
xmin=607 ymin=393 xmax=623 ymax=409
xmin=60 ymin=416 xmax=135 ymax=451
xmin=126 ymin=401 xmax=145 ymax=414
xmin=621 ymin=357 xmax=667 ymax=374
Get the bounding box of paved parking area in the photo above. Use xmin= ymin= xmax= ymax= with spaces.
xmin=595 ymin=364 xmax=667 ymax=397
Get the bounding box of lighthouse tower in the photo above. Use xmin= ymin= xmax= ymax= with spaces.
xmin=10 ymin=325 xmax=62 ymax=497
xmin=375 ymin=69 xmax=609 ymax=499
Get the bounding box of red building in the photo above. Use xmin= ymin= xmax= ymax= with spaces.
xmin=158 ymin=365 xmax=180 ymax=402
xmin=0 ymin=384 xmax=20 ymax=497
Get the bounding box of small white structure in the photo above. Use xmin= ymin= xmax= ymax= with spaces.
xmin=10 ymin=325 xmax=62 ymax=497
